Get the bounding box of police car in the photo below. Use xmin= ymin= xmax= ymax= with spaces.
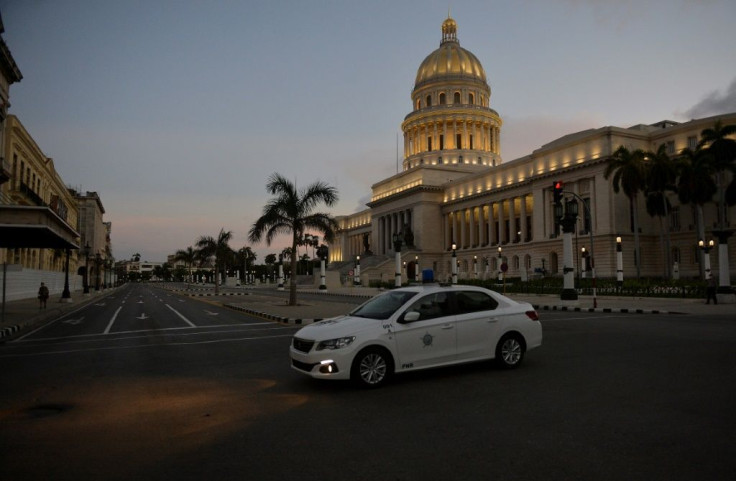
xmin=290 ymin=285 xmax=542 ymax=387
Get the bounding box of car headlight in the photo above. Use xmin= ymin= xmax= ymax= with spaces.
xmin=316 ymin=336 xmax=356 ymax=350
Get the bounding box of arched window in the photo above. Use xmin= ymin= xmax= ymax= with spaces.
xmin=469 ymin=93 xmax=474 ymax=105
xmin=453 ymin=92 xmax=461 ymax=104
xmin=426 ymin=95 xmax=432 ymax=107
xmin=439 ymin=93 xmax=446 ymax=105
xmin=513 ymin=255 xmax=520 ymax=271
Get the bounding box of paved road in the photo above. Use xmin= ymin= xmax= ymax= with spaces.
xmin=1 ymin=284 xmax=734 ymax=481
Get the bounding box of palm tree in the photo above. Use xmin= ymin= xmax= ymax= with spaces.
xmin=174 ymin=246 xmax=197 ymax=285
xmin=196 ymin=228 xmax=234 ymax=295
xmin=249 ymin=173 xmax=339 ymax=305
xmin=236 ymin=246 xmax=257 ymax=284
xmin=699 ymin=120 xmax=736 ymax=229
xmin=676 ymin=147 xmax=717 ymax=278
xmin=604 ymin=145 xmax=648 ymax=278
xmin=644 ymin=144 xmax=677 ymax=278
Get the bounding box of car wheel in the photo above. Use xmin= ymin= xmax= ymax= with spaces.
xmin=495 ymin=334 xmax=525 ymax=369
xmin=351 ymin=347 xmax=393 ymax=388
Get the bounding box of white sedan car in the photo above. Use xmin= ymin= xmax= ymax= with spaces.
xmin=290 ymin=285 xmax=542 ymax=388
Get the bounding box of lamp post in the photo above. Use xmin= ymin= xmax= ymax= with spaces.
xmin=451 ymin=243 xmax=457 ymax=284
xmin=415 ymin=255 xmax=419 ymax=283
xmin=559 ymin=199 xmax=578 ymax=303
xmin=277 ymin=254 xmax=284 ymax=290
xmin=699 ymin=239 xmax=714 ymax=281
xmin=616 ymin=236 xmax=624 ymax=289
xmin=83 ymin=242 xmax=90 ymax=295
xmin=317 ymin=244 xmax=328 ymax=290
xmin=581 ymin=247 xmax=587 ymax=279
xmin=61 ymin=248 xmax=72 ymax=302
xmin=497 ymin=246 xmax=503 ymax=283
xmin=474 ymin=255 xmax=478 ymax=279
xmin=393 ymin=232 xmax=403 ymax=287
xmin=354 ymin=255 xmax=361 ymax=286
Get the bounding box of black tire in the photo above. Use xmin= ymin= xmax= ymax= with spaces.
xmin=351 ymin=347 xmax=393 ymax=388
xmin=495 ymin=333 xmax=525 ymax=369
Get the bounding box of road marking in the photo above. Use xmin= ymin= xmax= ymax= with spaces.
xmin=104 ymin=307 xmax=123 ymax=334
xmin=64 ymin=318 xmax=84 ymax=325
xmin=136 ymin=313 xmax=149 ymax=320
xmin=166 ymin=304 xmax=196 ymax=327
xmin=205 ymin=310 xmax=219 ymax=316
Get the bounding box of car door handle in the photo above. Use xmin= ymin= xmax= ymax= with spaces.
xmin=487 ymin=318 xmax=498 ymax=323
xmin=441 ymin=324 xmax=454 ymax=329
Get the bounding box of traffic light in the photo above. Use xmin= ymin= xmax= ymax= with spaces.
xmin=553 ymin=181 xmax=564 ymax=206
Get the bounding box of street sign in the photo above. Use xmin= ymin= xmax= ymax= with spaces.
xmin=348 ymin=269 xmax=354 ymax=276
xmin=500 ymin=263 xmax=508 ymax=273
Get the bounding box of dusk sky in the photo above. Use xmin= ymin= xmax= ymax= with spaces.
xmin=2 ymin=0 xmax=735 ymax=262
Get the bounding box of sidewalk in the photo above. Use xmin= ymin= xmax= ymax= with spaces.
xmin=0 ymin=288 xmax=110 ymax=340
xmin=219 ymin=286 xmax=735 ymax=325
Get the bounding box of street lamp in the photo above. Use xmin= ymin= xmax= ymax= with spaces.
xmin=415 ymin=255 xmax=419 ymax=283
xmin=317 ymin=244 xmax=328 ymax=290
xmin=61 ymin=248 xmax=72 ymax=302
xmin=354 ymin=255 xmax=361 ymax=286
xmin=616 ymin=236 xmax=623 ymax=289
xmin=277 ymin=254 xmax=284 ymax=290
xmin=581 ymin=247 xmax=587 ymax=279
xmin=497 ymin=246 xmax=503 ymax=283
xmin=473 ymin=255 xmax=478 ymax=279
xmin=451 ymin=242 xmax=457 ymax=284
xmin=393 ymin=232 xmax=403 ymax=287
xmin=699 ymin=239 xmax=714 ymax=281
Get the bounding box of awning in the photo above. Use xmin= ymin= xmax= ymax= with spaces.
xmin=0 ymin=205 xmax=80 ymax=249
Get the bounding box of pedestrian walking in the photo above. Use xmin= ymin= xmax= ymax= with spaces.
xmin=705 ymin=275 xmax=718 ymax=305
xmin=38 ymin=282 xmax=49 ymax=309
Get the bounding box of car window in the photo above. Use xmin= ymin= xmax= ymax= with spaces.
xmin=404 ymin=292 xmax=452 ymax=321
xmin=455 ymin=290 xmax=498 ymax=314
xmin=350 ymin=291 xmax=418 ymax=320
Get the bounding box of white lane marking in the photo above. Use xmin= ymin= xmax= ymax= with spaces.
xmin=104 ymin=307 xmax=123 ymax=334
xmin=136 ymin=313 xmax=149 ymax=320
xmin=0 ymin=334 xmax=295 ymax=358
xmin=166 ymin=304 xmax=196 ymax=327
xmin=64 ymin=318 xmax=84 ymax=325
xmin=205 ymin=310 xmax=219 ymax=316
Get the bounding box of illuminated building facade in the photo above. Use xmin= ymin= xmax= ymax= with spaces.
xmin=331 ymin=16 xmax=736 ymax=284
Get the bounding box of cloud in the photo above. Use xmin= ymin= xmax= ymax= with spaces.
xmin=683 ymin=79 xmax=736 ymax=119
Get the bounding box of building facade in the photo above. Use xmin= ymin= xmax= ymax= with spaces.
xmin=331 ymin=16 xmax=735 ymax=287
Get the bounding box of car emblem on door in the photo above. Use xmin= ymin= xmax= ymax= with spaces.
xmin=421 ymin=332 xmax=434 ymax=347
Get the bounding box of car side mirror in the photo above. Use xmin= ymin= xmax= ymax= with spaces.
xmin=400 ymin=311 xmax=421 ymax=323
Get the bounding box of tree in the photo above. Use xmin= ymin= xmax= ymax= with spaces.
xmin=132 ymin=253 xmax=141 ymax=262
xmin=196 ymin=228 xmax=233 ymax=295
xmin=604 ymin=146 xmax=647 ymax=278
xmin=174 ymin=246 xmax=197 ymax=285
xmin=249 ymin=173 xmax=339 ymax=305
xmin=236 ymin=246 xmax=257 ymax=283
xmin=699 ymin=120 xmax=736 ymax=228
xmin=644 ymin=144 xmax=677 ymax=278
xmin=676 ymin=147 xmax=717 ymax=278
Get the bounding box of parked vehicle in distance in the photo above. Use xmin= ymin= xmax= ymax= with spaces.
xmin=290 ymin=285 xmax=542 ymax=388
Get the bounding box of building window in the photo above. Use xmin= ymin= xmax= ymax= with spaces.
xmin=469 ymin=93 xmax=474 ymax=105
xmin=582 ymin=198 xmax=591 ymax=233
xmin=416 ymin=99 xmax=421 ymax=110
xmin=454 ymin=92 xmax=461 ymax=104
xmin=439 ymin=93 xmax=446 ymax=105
xmin=687 ymin=136 xmax=697 ymax=151
xmin=469 ymin=134 xmax=473 ymax=149
xmin=426 ymin=95 xmax=432 ymax=107
xmin=439 ymin=134 xmax=444 ymax=150
xmin=456 ymin=134 xmax=462 ymax=149
xmin=438 ymin=157 xmax=443 ymax=164
xmin=670 ymin=206 xmax=680 ymax=231
xmin=459 ymin=155 xmax=464 ymax=164
xmin=666 ymin=141 xmax=675 ymax=155
xmin=427 ymin=137 xmax=432 ymax=151
xmin=672 ymin=247 xmax=681 ymax=264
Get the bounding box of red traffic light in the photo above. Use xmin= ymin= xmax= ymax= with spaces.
xmin=553 ymin=181 xmax=564 ymax=205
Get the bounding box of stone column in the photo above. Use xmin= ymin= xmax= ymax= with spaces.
xmin=520 ymin=195 xmax=528 ymax=242
xmin=509 ymin=197 xmax=516 ymax=243
xmin=488 ymin=202 xmax=496 ymax=245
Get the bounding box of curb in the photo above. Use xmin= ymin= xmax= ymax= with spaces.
xmin=532 ymin=304 xmax=679 ymax=315
xmin=223 ymin=303 xmax=322 ymax=325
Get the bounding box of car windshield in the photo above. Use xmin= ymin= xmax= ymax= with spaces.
xmin=349 ymin=291 xmax=418 ymax=320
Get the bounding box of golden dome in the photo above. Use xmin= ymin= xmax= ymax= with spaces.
xmin=414 ymin=17 xmax=487 ymax=88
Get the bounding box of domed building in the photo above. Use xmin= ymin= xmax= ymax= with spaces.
xmin=329 ymin=15 xmax=736 ymax=295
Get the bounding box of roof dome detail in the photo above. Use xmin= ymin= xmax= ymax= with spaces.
xmin=414 ymin=16 xmax=486 ymax=88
